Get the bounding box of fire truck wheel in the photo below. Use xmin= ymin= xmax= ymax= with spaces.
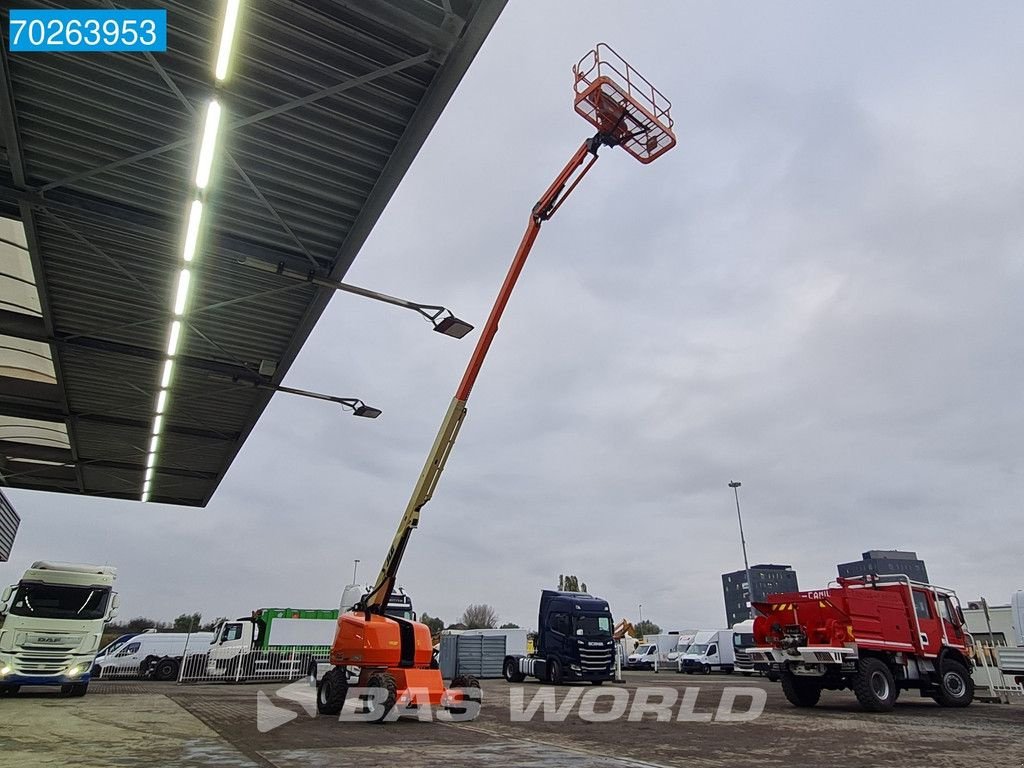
xmin=932 ymin=659 xmax=973 ymax=708
xmin=365 ymin=671 xmax=398 ymax=723
xmin=780 ymin=672 xmax=821 ymax=707
xmin=316 ymin=667 xmax=348 ymax=716
xmin=853 ymin=658 xmax=896 ymax=712
xmin=503 ymin=658 xmax=526 ymax=683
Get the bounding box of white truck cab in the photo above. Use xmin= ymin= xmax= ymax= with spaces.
xmin=0 ymin=561 xmax=118 ymax=696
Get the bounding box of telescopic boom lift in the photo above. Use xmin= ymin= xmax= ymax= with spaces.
xmin=315 ymin=44 xmax=677 ymax=722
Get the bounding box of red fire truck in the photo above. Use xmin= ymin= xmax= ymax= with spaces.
xmin=749 ymin=575 xmax=974 ymax=712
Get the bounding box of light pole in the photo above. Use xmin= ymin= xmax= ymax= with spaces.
xmin=352 ymin=559 xmax=360 ymax=585
xmin=638 ymin=604 xmax=643 ymax=625
xmin=238 ymin=257 xmax=474 ymax=338
xmin=729 ymin=481 xmax=753 ymax=619
xmin=216 ymin=376 xmax=383 ymax=418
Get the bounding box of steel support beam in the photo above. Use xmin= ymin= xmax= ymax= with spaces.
xmin=0 ymin=37 xmax=86 ymax=493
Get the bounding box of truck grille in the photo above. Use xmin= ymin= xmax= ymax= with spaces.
xmin=15 ymin=651 xmax=75 ymax=674
xmin=734 ymin=650 xmax=753 ymax=669
xmin=579 ymin=646 xmax=614 ymax=671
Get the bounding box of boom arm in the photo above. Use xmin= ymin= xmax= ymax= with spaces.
xmin=362 ymin=135 xmax=608 ymax=613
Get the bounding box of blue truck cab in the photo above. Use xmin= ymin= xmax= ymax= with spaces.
xmin=503 ymin=590 xmax=616 ymax=684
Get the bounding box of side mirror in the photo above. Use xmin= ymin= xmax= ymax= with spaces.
xmin=2 ymin=586 xmax=12 ymax=603
xmin=112 ymin=593 xmax=120 ymax=609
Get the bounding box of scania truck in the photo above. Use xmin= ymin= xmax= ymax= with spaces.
xmin=503 ymin=590 xmax=616 ymax=684
xmin=0 ymin=561 xmax=118 ymax=696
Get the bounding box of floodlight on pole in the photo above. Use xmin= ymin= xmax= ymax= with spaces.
xmin=225 ymin=378 xmax=383 ymax=418
xmin=236 ymin=257 xmax=474 ymax=338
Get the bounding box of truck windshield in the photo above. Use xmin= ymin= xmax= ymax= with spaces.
xmin=687 ymin=643 xmax=709 ymax=655
xmin=9 ymin=583 xmax=110 ymax=621
xmin=734 ymin=633 xmax=755 ymax=647
xmin=574 ymin=615 xmax=612 ymax=635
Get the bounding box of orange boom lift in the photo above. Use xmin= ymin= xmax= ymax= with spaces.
xmin=315 ymin=44 xmax=676 ymax=721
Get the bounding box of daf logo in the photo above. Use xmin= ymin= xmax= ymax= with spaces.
xmin=36 ymin=637 xmax=62 ymax=643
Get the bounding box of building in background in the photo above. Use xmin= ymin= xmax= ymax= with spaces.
xmin=837 ymin=550 xmax=929 ymax=583
xmin=722 ymin=564 xmax=799 ymax=627
xmin=0 ymin=490 xmax=19 ymax=561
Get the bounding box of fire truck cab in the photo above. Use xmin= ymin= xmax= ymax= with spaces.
xmin=749 ymin=575 xmax=974 ymax=712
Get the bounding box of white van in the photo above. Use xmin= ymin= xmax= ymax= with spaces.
xmin=92 ymin=631 xmax=213 ymax=680
xmin=678 ymin=630 xmax=735 ymax=674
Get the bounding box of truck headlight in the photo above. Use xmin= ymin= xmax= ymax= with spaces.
xmin=0 ymin=666 xmax=10 ymax=676
xmin=66 ymin=665 xmax=83 ymax=677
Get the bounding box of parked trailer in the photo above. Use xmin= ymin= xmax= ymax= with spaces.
xmin=0 ymin=561 xmax=118 ymax=697
xmin=749 ymin=575 xmax=974 ymax=712
xmin=503 ymin=591 xmax=616 ymax=685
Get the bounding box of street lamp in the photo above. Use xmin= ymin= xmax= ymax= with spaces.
xmin=217 ymin=376 xmax=382 ymax=418
xmin=352 ymin=559 xmax=360 ymax=584
xmin=729 ymin=481 xmax=753 ymax=619
xmin=638 ymin=604 xmax=643 ymax=624
xmin=238 ymin=258 xmax=474 ymax=338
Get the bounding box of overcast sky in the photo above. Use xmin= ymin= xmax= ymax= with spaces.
xmin=5 ymin=1 xmax=1024 ymax=631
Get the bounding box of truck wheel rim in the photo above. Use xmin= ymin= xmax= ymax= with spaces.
xmin=870 ymin=671 xmax=890 ymax=700
xmin=943 ymin=671 xmax=964 ymax=697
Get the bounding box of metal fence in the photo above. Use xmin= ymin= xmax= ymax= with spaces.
xmin=973 ymin=642 xmax=1024 ymax=702
xmin=177 ymin=646 xmax=330 ymax=684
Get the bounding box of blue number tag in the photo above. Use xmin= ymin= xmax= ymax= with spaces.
xmin=9 ymin=9 xmax=167 ymax=53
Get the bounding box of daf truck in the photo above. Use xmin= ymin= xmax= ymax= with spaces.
xmin=0 ymin=561 xmax=118 ymax=696
xmin=503 ymin=591 xmax=616 ymax=684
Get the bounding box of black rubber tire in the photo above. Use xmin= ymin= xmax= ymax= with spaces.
xmin=702 ymin=664 xmax=712 ymax=675
xmin=365 ymin=671 xmax=398 ymax=723
xmin=90 ymin=664 xmax=101 ymax=677
xmin=780 ymin=672 xmax=821 ymax=708
xmin=932 ymin=659 xmax=974 ymax=708
xmin=447 ymin=674 xmax=481 ymax=717
xmin=503 ymin=657 xmax=526 ymax=683
xmin=316 ymin=667 xmax=348 ymax=716
xmin=61 ymin=682 xmax=89 ymax=697
xmin=153 ymin=657 xmax=180 ymax=682
xmin=741 ymin=671 xmax=753 ymax=677
xmin=853 ymin=657 xmax=896 ymax=712
xmin=547 ymin=657 xmax=564 ymax=685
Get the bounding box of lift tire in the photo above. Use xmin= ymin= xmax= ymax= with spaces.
xmin=932 ymin=659 xmax=973 ymax=708
xmin=61 ymin=682 xmax=89 ymax=697
xmin=780 ymin=672 xmax=821 ymax=708
xmin=153 ymin=657 xmax=180 ymax=682
xmin=447 ymin=674 xmax=481 ymax=717
xmin=316 ymin=667 xmax=348 ymax=716
xmin=853 ymin=657 xmax=896 ymax=712
xmin=365 ymin=671 xmax=398 ymax=723
xmin=547 ymin=657 xmax=564 ymax=685
xmin=503 ymin=658 xmax=526 ymax=683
